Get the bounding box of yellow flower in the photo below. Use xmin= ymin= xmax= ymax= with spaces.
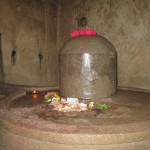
xmin=52 ymin=94 xmax=60 ymax=102
xmin=88 ymin=102 xmax=94 ymax=109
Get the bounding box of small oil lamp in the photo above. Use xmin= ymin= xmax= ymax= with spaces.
xmin=31 ymin=90 xmax=38 ymax=94
xmin=30 ymin=90 xmax=39 ymax=102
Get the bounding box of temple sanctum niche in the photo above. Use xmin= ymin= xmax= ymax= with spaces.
xmin=0 ymin=0 xmax=150 ymax=150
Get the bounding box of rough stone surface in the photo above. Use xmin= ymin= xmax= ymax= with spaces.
xmin=0 ymin=85 xmax=150 ymax=150
xmin=0 ymin=127 xmax=149 ymax=150
xmin=58 ymin=0 xmax=150 ymax=90
xmin=59 ymin=35 xmax=117 ymax=99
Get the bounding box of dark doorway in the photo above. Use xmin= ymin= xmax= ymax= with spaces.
xmin=0 ymin=33 xmax=4 ymax=83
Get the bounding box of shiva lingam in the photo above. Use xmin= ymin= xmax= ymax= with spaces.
xmin=43 ymin=28 xmax=117 ymax=112
xmin=59 ymin=29 xmax=117 ymax=101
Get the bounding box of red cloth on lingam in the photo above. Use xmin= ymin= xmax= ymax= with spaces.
xmin=70 ymin=29 xmax=97 ymax=38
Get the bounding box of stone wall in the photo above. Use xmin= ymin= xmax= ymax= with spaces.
xmin=0 ymin=0 xmax=59 ymax=86
xmin=58 ymin=0 xmax=150 ymax=90
xmin=0 ymin=0 xmax=150 ymax=90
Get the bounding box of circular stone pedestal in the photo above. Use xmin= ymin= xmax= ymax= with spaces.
xmin=0 ymin=88 xmax=150 ymax=150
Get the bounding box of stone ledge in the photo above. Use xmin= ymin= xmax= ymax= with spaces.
xmin=0 ymin=85 xmax=150 ymax=149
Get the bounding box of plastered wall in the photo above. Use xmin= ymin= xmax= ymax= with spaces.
xmin=58 ymin=0 xmax=150 ymax=90
xmin=0 ymin=0 xmax=59 ymax=86
xmin=0 ymin=0 xmax=150 ymax=90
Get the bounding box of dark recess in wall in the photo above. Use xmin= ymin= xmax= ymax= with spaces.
xmin=0 ymin=33 xmax=4 ymax=83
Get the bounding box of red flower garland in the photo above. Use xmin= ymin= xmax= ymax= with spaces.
xmin=70 ymin=29 xmax=97 ymax=38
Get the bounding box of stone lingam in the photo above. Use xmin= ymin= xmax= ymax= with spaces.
xmin=59 ymin=32 xmax=117 ymax=101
